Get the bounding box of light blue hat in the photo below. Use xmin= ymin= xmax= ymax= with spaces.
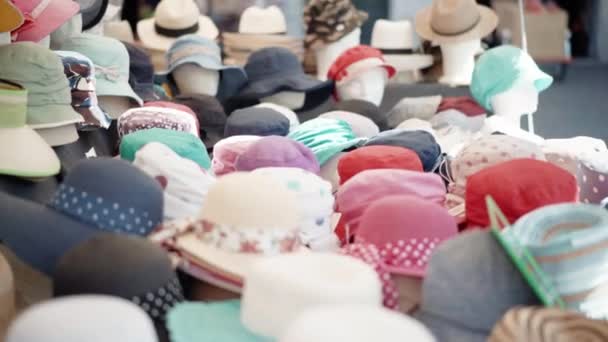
xmin=471 ymin=45 xmax=553 ymax=111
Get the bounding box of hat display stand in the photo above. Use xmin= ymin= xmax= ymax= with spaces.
xmin=314 ymin=28 xmax=361 ymax=81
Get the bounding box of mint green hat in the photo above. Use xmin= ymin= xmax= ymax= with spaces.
xmin=120 ymin=128 xmax=210 ymax=169
xmin=287 ymin=118 xmax=366 ymax=166
xmin=471 ymin=45 xmax=553 ymax=111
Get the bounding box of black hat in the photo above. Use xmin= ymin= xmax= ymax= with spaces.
xmin=77 ymin=0 xmax=109 ymax=30
xmin=122 ymin=41 xmax=161 ymax=102
xmin=364 ymin=129 xmax=442 ymax=171
xmin=172 ymin=94 xmax=227 ymax=148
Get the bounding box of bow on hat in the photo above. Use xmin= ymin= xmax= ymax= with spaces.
xmin=95 ymin=64 xmax=121 ymax=82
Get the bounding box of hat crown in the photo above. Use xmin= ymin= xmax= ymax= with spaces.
xmin=60 ymin=34 xmax=130 ymax=81
xmin=371 ymin=20 xmax=415 ymax=49
xmin=430 ymin=0 xmax=481 ymax=36
xmin=155 ymin=0 xmax=199 ymax=28
xmin=167 ymin=34 xmax=222 ymax=66
xmin=239 ymin=5 xmax=287 ymax=34
xmin=245 ymin=47 xmax=303 ymax=80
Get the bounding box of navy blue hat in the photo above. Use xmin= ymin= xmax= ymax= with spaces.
xmin=224 ymin=106 xmax=290 ymax=138
xmin=172 ymin=94 xmax=227 ymax=148
xmin=122 ymin=41 xmax=162 ymax=102
xmin=364 ymin=129 xmax=442 ymax=171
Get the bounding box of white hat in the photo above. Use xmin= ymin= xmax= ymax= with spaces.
xmin=371 ymin=19 xmax=433 ymax=71
xmin=239 ymin=5 xmax=287 ymax=35
xmin=137 ymin=0 xmax=219 ymax=51
xmin=280 ymin=306 xmax=437 ymax=342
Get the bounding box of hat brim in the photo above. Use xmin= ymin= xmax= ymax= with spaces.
xmin=383 ymin=54 xmax=434 ymax=71
xmin=0 ymin=127 xmax=61 ymax=178
xmin=137 ymin=17 xmax=219 ymax=52
xmin=415 ymin=5 xmax=498 ymax=44
xmin=35 ymin=124 xmax=79 ymax=147
xmin=80 ymin=0 xmax=109 ymax=30
xmin=27 ymin=103 xmax=84 ymax=130
xmin=237 ymin=73 xmax=333 ymax=100
xmin=413 ymin=309 xmax=487 ymax=342
xmin=14 ymin=0 xmax=80 ymax=42
xmin=96 ymin=79 xmax=144 ymax=113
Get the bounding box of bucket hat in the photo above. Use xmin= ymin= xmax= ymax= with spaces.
xmin=334 ymin=99 xmax=388 ymax=131
xmin=364 ymin=129 xmax=442 ymax=172
xmin=76 ymin=0 xmax=108 ymax=30
xmin=234 ymin=136 xmax=320 ymax=174
xmin=0 ymin=0 xmax=24 ymax=33
xmin=255 ymin=103 xmax=300 ymax=132
xmin=471 ymin=45 xmax=553 ymax=111
xmin=304 ymin=0 xmax=368 ymax=49
xmin=371 ymin=20 xmax=434 ymax=72
xmin=211 ymin=135 xmax=261 ymax=176
xmin=414 ymin=0 xmax=498 ymax=44
xmin=0 ymin=252 xmax=15 ymax=338
xmin=319 ymin=110 xmax=379 ymax=138
xmin=0 ymin=80 xmax=60 ymax=178
xmin=12 ymin=0 xmax=79 ymax=42
xmin=577 ymin=152 xmax=608 ymax=205
xmin=117 ymin=106 xmax=199 ymax=139
xmin=239 ymin=5 xmax=286 ymax=34
xmin=172 ymin=94 xmax=227 ymax=148
xmin=224 ymin=106 xmax=290 ymax=138
xmin=122 ymin=41 xmax=159 ymax=102
xmin=137 ymin=0 xmax=218 ymax=52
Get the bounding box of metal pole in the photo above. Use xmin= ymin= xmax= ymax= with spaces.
xmin=518 ymin=0 xmax=535 ymax=134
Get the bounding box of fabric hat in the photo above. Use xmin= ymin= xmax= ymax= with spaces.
xmin=162 ymin=35 xmax=247 ymax=101
xmin=0 ymin=252 xmax=15 ymax=337
xmin=0 ymin=0 xmax=24 ymax=33
xmin=12 ymin=0 xmax=79 ymax=42
xmin=239 ymin=5 xmax=286 ymax=34
xmin=172 ymin=94 xmax=227 ymax=148
xmin=133 ymin=142 xmax=215 ymax=221
xmin=489 ymin=306 xmax=608 ymax=342
xmin=542 ymin=137 xmax=607 ymax=176
xmin=364 ymin=129 xmax=442 ymax=172
xmin=577 ymin=152 xmax=608 ymax=204
xmin=145 ymin=100 xmax=195 ymax=116
xmin=0 ymin=80 xmax=60 ymax=178
xmin=466 ymin=159 xmax=577 ymax=228
xmin=255 ymin=103 xmax=299 ymax=132
xmin=288 ymin=118 xmax=365 ymax=166
xmin=235 ymin=136 xmax=320 ymax=174
xmin=122 ymin=41 xmax=159 ymax=102
xmin=437 ymin=96 xmax=486 ymax=117
xmin=49 ymin=14 xmax=82 ymax=50
xmin=335 ymin=169 xmax=446 ymax=243
xmin=76 ymin=0 xmax=108 ymax=30
xmin=5 ymin=295 xmax=158 ymax=342
xmin=414 ymin=0 xmax=498 ymax=44
xmin=120 ymin=128 xmax=211 ymax=169
xmin=319 ymin=111 xmax=379 ymax=138
xmin=60 ymin=34 xmax=143 ymax=114
xmin=334 ymin=99 xmax=388 ymax=130
xmin=280 ymin=306 xmax=436 ymax=342
xmin=303 ymin=0 xmax=368 ymax=49
xmin=252 ymin=167 xmax=336 ymax=250
xmin=224 ymin=106 xmax=290 ymax=138
xmin=386 ymin=95 xmax=442 ymax=128
xmin=137 ymin=0 xmax=217 ymax=51
xmin=414 ymin=230 xmax=540 ymax=342
xmin=54 ymin=234 xmax=184 ymax=326
xmin=0 ymin=43 xmax=83 ymax=146
xmin=338 ymin=145 xmax=424 ymax=185
xmin=371 ymin=20 xmax=434 ymax=72
xmin=237 ymin=47 xmax=333 ymax=111
xmin=327 ymin=45 xmax=396 ymax=90
xmin=319 ymin=152 xmax=346 ymax=193
xmin=471 ymin=45 xmax=553 ymax=111
xmin=211 ymin=135 xmax=261 ymax=176
xmin=117 ymin=106 xmax=199 ymax=139
xmin=55 ymin=51 xmax=112 ymax=130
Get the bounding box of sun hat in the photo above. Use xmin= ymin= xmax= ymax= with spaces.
xmin=117 ymin=106 xmax=199 ymax=139
xmin=137 ymin=0 xmax=218 ymax=52
xmin=319 ymin=111 xmax=379 ymax=138
xmin=55 ymin=51 xmax=112 ymax=130
xmin=0 ymin=80 xmax=60 ymax=178
xmin=465 ymin=159 xmax=578 ymax=228
xmin=371 ymin=19 xmax=434 ymax=72
xmin=0 ymin=0 xmax=24 ymax=33
xmin=133 ymin=142 xmax=215 ymax=221
xmin=0 ymin=43 xmax=83 ymax=146
xmin=5 ymin=295 xmax=158 ymax=342
xmin=120 ymin=128 xmax=211 ymax=169
xmin=414 ymin=0 xmax=498 ymax=44
xmin=386 ymin=95 xmax=442 ymax=128
xmin=364 ymin=129 xmax=442 ymax=171
xmin=337 ymin=145 xmax=424 ymax=185
xmin=288 ymin=118 xmax=365 ymax=166
xmin=60 ymin=34 xmax=143 ymax=114
xmin=224 ymin=106 xmax=290 ymax=138
xmin=122 ymin=41 xmax=159 ymax=102
xmin=280 ymin=306 xmax=436 ymax=342
xmin=211 ymin=135 xmax=261 ymax=176
xmin=414 ymin=230 xmax=541 ymax=342
xmin=234 ymin=136 xmax=320 ymax=174
xmin=489 ymin=306 xmax=608 ymax=342
xmin=75 ymin=0 xmax=108 ymax=30
xmin=471 ymin=45 xmax=553 ymax=111
xmin=12 ymin=0 xmax=79 ymax=42
xmin=252 ymin=167 xmax=336 ymax=250
xmin=255 ymin=103 xmax=300 ymax=132
xmin=239 ymin=5 xmax=286 ymax=34
xmin=303 ymin=0 xmax=368 ymax=49
xmin=577 ymin=152 xmax=608 ymax=205
xmin=334 ymin=99 xmax=388 ymax=131
xmin=0 ymin=252 xmax=15 ymax=337
xmin=319 ymin=152 xmax=345 ymax=193
xmin=172 ymin=94 xmax=227 ymax=148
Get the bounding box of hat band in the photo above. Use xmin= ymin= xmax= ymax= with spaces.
xmin=131 ymin=276 xmax=184 ymax=321
xmin=355 ymin=236 xmax=440 ymax=273
xmin=0 ymin=83 xmax=27 ymax=128
xmin=430 ymin=13 xmax=481 ymax=37
xmin=379 ymin=48 xmax=415 ymax=55
xmin=155 ymin=22 xmax=200 ymax=38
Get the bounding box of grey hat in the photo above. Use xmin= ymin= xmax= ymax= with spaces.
xmin=334 ymin=99 xmax=388 ymax=131
xmin=224 ymin=106 xmax=290 ymax=138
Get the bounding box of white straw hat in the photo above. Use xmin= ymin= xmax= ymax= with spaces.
xmin=371 ymin=19 xmax=433 ymax=71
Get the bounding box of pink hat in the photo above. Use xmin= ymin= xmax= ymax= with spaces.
xmin=210 ymin=135 xmax=261 ymax=176
xmin=355 ymin=195 xmax=458 ymax=277
xmin=335 ymin=169 xmax=446 ymax=243
xmin=12 ymin=0 xmax=79 ymax=42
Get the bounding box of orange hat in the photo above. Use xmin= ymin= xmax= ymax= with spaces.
xmin=0 ymin=0 xmax=24 ymax=33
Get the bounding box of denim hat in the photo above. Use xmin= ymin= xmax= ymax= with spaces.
xmin=172 ymin=94 xmax=227 ymax=148
xmin=163 ymin=35 xmax=247 ymax=102
xmin=122 ymin=41 xmax=159 ymax=102
xmin=224 ymin=106 xmax=290 ymax=138
xmin=471 ymin=45 xmax=553 ymax=111
xmin=364 ymin=129 xmax=442 ymax=171
xmin=288 ymin=118 xmax=366 ymax=166
xmin=414 ymin=230 xmax=541 ymax=342
xmin=120 ymin=128 xmax=211 ymax=169
xmin=235 ymin=136 xmax=320 ymax=174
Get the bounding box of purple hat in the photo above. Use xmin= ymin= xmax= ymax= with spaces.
xmin=234 ymin=136 xmax=320 ymax=174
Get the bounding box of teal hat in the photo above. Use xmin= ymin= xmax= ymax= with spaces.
xmin=471 ymin=45 xmax=553 ymax=111
xmin=287 ymin=118 xmax=366 ymax=166
xmin=120 ymin=128 xmax=210 ymax=169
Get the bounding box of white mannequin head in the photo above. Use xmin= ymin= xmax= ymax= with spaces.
xmin=98 ymin=96 xmax=135 ymax=119
xmin=439 ymin=39 xmax=480 ymax=86
xmin=260 ymin=91 xmax=306 ymax=110
xmin=490 ymin=80 xmax=539 ymax=123
xmin=315 ymin=28 xmax=361 ymax=81
xmin=37 ymin=36 xmax=51 ymax=48
xmin=0 ymin=32 xmax=9 ymax=45
xmin=335 ymin=67 xmax=388 ymax=106
xmin=173 ymin=64 xmax=220 ymax=96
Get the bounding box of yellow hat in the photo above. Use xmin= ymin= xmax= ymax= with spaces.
xmin=0 ymin=0 xmax=24 ymax=33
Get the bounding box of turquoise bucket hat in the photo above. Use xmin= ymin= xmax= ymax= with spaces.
xmin=287 ymin=118 xmax=366 ymax=166
xmin=471 ymin=45 xmax=553 ymax=111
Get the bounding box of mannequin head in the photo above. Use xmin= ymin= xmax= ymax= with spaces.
xmin=172 ymin=64 xmax=220 ymax=96
xmin=393 ymin=274 xmax=423 ymax=314
xmin=335 ymin=67 xmax=388 ymax=106
xmin=315 ymin=28 xmax=361 ymax=81
xmin=490 ymin=80 xmax=539 ymax=123
xmin=439 ymin=39 xmax=480 ymax=86
xmin=37 ymin=36 xmax=51 ymax=48
xmin=98 ymin=96 xmax=135 ymax=119
xmin=260 ymin=91 xmax=306 ymax=110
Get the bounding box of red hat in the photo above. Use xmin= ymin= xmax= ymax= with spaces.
xmin=337 ymin=145 xmax=423 ymax=185
xmin=465 ymin=158 xmax=578 ymax=228
xmin=327 ymin=45 xmax=396 ymax=86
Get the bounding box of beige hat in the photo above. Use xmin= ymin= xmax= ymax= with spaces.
xmin=371 ymin=19 xmax=433 ymax=71
xmin=415 ymin=0 xmax=498 ymax=44
xmin=239 ymin=5 xmax=287 ymax=34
